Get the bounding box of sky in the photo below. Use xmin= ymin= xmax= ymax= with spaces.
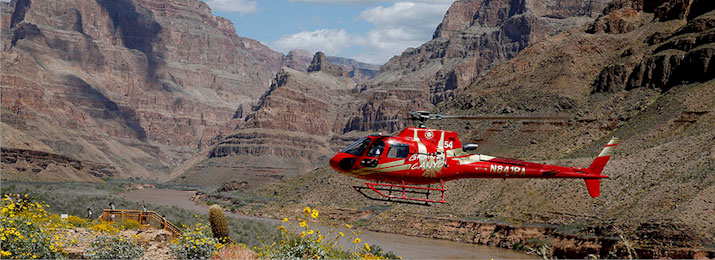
xmin=204 ymin=0 xmax=455 ymax=64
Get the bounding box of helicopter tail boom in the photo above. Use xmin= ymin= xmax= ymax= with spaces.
xmin=584 ymin=137 xmax=619 ymax=197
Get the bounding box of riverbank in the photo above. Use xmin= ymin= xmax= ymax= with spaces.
xmin=192 ymin=191 xmax=715 ymax=259
xmin=122 ymin=188 xmax=537 ymax=259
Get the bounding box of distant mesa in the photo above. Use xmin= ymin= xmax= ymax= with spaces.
xmin=283 ymin=49 xmax=380 ymax=83
xmin=307 ymin=51 xmax=349 ymax=78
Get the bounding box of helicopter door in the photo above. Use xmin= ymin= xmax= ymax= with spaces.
xmin=361 ymin=140 xmax=385 ymax=167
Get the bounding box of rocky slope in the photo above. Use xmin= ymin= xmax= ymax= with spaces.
xmin=0 ymin=0 xmax=283 ymax=180
xmin=344 ymin=0 xmax=612 ymax=129
xmin=176 ymin=0 xmax=612 ymax=187
xmin=201 ymin=0 xmax=714 ymax=257
xmin=172 ymin=52 xmax=358 ymax=186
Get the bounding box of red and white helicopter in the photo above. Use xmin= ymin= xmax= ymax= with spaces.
xmin=329 ymin=111 xmax=618 ymax=205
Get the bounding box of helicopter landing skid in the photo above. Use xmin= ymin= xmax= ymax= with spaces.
xmin=353 ymin=180 xmax=447 ymax=206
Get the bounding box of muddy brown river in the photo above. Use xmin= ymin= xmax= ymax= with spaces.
xmin=121 ymin=188 xmax=535 ymax=259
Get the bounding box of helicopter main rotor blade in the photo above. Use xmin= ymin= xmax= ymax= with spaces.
xmin=371 ymin=119 xmax=402 ymax=124
xmin=438 ymin=115 xmax=569 ymax=120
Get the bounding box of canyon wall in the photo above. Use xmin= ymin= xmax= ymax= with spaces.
xmin=0 ymin=0 xmax=283 ymax=180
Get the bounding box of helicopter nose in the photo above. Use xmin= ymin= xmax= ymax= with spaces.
xmin=329 ymin=155 xmax=341 ymax=172
xmin=330 ymin=153 xmax=356 ymax=172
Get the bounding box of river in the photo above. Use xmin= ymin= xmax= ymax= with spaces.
xmin=121 ymin=188 xmax=535 ymax=259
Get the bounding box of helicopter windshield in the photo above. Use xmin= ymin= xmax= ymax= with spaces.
xmin=341 ymin=137 xmax=371 ymax=156
xmin=366 ymin=140 xmax=385 ymax=157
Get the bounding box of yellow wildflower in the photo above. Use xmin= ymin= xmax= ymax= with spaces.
xmin=282 ymin=218 xmax=288 ymax=222
xmin=299 ymin=221 xmax=307 ymax=227
xmin=300 ymin=231 xmax=306 ymax=238
xmin=339 ymin=232 xmax=345 ymax=237
xmin=303 ymin=206 xmax=311 ymax=217
xmin=307 ymin=230 xmax=314 ymax=234
xmin=311 ymin=209 xmax=319 ymax=219
xmin=353 ymin=238 xmax=361 ymax=244
xmin=345 ymin=224 xmax=352 ymax=228
xmin=365 ymin=242 xmax=371 ymax=251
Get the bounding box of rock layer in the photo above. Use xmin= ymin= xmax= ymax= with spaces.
xmin=343 ymin=0 xmax=610 ymax=132
xmin=1 ymin=147 xmax=117 ymax=182
xmin=176 ymin=0 xmax=613 ymax=186
xmin=201 ymin=0 xmax=714 ymax=256
xmin=0 ymin=0 xmax=283 ymax=179
xmin=174 ymin=55 xmax=357 ymax=186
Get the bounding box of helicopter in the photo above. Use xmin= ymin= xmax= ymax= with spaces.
xmin=329 ymin=111 xmax=618 ymax=205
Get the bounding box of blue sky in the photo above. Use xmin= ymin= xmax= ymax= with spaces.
xmin=205 ymin=0 xmax=455 ymax=64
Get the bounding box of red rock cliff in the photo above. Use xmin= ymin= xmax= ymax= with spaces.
xmin=1 ymin=0 xmax=283 ymax=179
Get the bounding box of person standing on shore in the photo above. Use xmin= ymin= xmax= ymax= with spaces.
xmin=86 ymin=208 xmax=93 ymax=219
xmin=109 ymin=202 xmax=116 ymax=221
xmin=141 ymin=204 xmax=148 ymax=224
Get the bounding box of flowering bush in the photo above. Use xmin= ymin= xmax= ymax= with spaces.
xmin=85 ymin=235 xmax=144 ymax=259
xmin=1 ymin=194 xmax=63 ymax=259
xmin=118 ymin=219 xmax=141 ymax=230
xmin=90 ymin=221 xmax=119 ymax=234
xmin=257 ymin=207 xmax=398 ymax=259
xmin=66 ymin=215 xmax=89 ymax=227
xmin=171 ymin=221 xmax=225 ymax=259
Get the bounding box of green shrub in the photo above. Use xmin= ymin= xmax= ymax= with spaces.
xmin=118 ymin=219 xmax=140 ymax=230
xmin=67 ymin=215 xmax=89 ymax=228
xmin=258 ymin=207 xmax=398 ymax=259
xmin=1 ymin=194 xmax=63 ymax=259
xmin=170 ymin=222 xmax=225 ymax=259
xmin=85 ymin=236 xmax=144 ymax=259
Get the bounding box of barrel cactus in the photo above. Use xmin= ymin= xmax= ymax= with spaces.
xmin=208 ymin=205 xmax=230 ymax=241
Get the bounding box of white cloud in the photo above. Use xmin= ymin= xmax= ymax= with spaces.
xmin=205 ymin=0 xmax=258 ymax=14
xmin=289 ymin=0 xmax=453 ymax=4
xmin=272 ymin=1 xmax=453 ymax=64
xmin=272 ymin=29 xmax=354 ymax=56
xmin=357 ymin=1 xmax=453 ymax=63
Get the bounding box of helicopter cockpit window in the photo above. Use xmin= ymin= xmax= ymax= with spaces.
xmin=387 ymin=143 xmax=409 ymax=159
xmin=341 ymin=137 xmax=371 ymax=156
xmin=366 ymin=140 xmax=385 ymax=157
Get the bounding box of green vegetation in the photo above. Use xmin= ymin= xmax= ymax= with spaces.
xmin=256 ymin=207 xmax=399 ymax=259
xmin=0 ymin=195 xmax=63 ymax=259
xmin=170 ymin=222 xmax=225 ymax=259
xmin=2 ymin=181 xmax=279 ymax=247
xmin=2 ymin=182 xmax=400 ymax=259
xmin=85 ymin=236 xmax=144 ymax=259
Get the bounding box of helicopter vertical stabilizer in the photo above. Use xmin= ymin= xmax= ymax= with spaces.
xmin=585 ymin=137 xmax=619 ymax=197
